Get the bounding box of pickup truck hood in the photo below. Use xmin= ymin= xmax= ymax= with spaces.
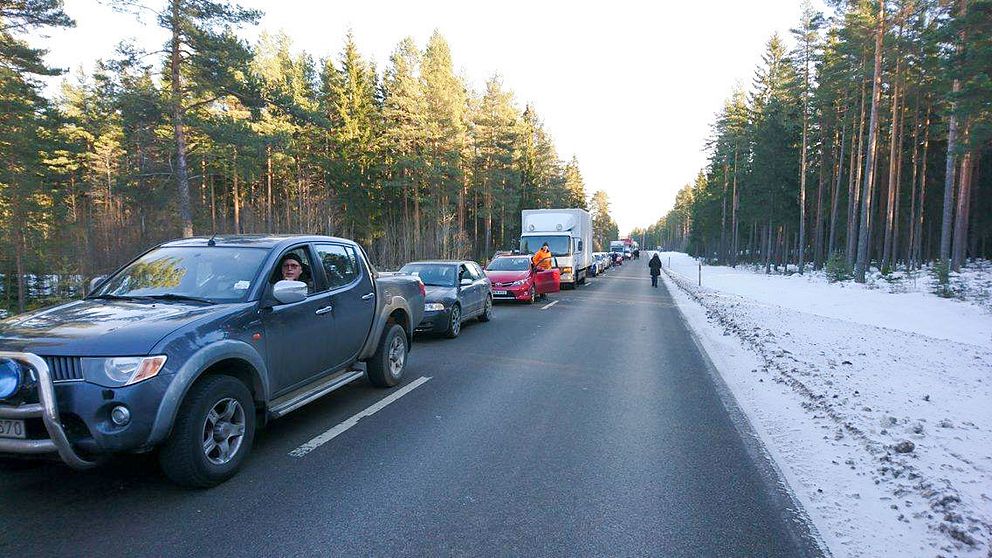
xmin=0 ymin=299 xmax=226 ymax=356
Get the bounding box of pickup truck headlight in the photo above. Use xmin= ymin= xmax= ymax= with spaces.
xmin=81 ymin=356 xmax=168 ymax=387
xmin=424 ymin=303 xmax=446 ymax=312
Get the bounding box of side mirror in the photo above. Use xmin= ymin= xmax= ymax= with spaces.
xmin=88 ymin=276 xmax=107 ymax=295
xmin=272 ymin=280 xmax=308 ymax=305
xmin=459 ymin=277 xmax=473 ymax=287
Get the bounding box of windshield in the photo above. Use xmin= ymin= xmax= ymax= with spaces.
xmin=520 ymin=235 xmax=570 ymax=256
xmin=487 ymin=257 xmax=531 ymax=272
xmin=399 ymin=263 xmax=457 ymax=287
xmin=93 ymin=246 xmax=268 ymax=303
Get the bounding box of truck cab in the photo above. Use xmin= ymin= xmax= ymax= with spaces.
xmin=520 ymin=209 xmax=592 ymax=289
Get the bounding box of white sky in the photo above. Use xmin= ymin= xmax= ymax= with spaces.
xmin=42 ymin=0 xmax=808 ymax=235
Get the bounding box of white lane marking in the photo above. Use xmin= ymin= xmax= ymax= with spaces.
xmin=541 ymin=300 xmax=559 ymax=310
xmin=289 ymin=376 xmax=432 ymax=458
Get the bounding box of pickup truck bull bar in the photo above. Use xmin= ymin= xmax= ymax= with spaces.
xmin=0 ymin=351 xmax=96 ymax=469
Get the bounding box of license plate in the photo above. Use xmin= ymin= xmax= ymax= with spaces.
xmin=0 ymin=419 xmax=26 ymax=439
xmin=493 ymin=290 xmax=508 ymax=296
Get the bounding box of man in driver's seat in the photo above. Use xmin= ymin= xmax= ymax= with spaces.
xmin=278 ymin=253 xmax=313 ymax=292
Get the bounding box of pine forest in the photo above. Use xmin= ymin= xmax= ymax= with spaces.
xmin=634 ymin=0 xmax=990 ymax=285
xmin=0 ymin=0 xmax=621 ymax=313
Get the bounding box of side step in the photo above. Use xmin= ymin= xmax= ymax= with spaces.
xmin=268 ymin=369 xmax=365 ymax=419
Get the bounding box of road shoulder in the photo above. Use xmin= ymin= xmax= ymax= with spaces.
xmin=658 ymin=261 xmax=991 ymax=558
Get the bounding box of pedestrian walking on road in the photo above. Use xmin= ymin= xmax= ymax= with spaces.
xmin=649 ymin=253 xmax=662 ymax=288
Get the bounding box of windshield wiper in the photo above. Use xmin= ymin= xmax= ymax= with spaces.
xmin=88 ymin=294 xmax=146 ymax=301
xmin=144 ymin=293 xmax=216 ymax=305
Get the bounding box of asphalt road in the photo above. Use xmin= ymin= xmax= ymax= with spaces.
xmin=0 ymin=258 xmax=822 ymax=557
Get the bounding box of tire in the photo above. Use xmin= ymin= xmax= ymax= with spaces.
xmin=159 ymin=375 xmax=255 ymax=488
xmin=578 ymin=270 xmax=587 ymax=285
xmin=479 ymin=295 xmax=493 ymax=322
xmin=367 ymin=323 xmax=408 ymax=388
xmin=527 ymin=286 xmax=536 ymax=304
xmin=444 ymin=304 xmax=462 ymax=338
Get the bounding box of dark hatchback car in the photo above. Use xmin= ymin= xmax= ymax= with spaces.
xmin=399 ymin=261 xmax=492 ymax=338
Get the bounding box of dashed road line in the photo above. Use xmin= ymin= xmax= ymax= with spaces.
xmin=541 ymin=300 xmax=559 ymax=310
xmin=289 ymin=376 xmax=432 ymax=458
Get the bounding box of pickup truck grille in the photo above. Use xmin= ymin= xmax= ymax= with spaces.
xmin=42 ymin=356 xmax=84 ymax=382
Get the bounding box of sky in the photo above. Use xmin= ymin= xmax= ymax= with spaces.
xmin=41 ymin=0 xmax=809 ymax=235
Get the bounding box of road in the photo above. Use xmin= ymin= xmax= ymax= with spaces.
xmin=0 ymin=258 xmax=822 ymax=557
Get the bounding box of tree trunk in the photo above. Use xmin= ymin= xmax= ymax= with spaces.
xmin=906 ymin=96 xmax=921 ymax=268
xmin=882 ymin=56 xmax=902 ymax=269
xmin=848 ymin=57 xmax=868 ymax=265
xmin=951 ymin=140 xmax=973 ymax=271
xmin=855 ymin=3 xmax=885 ymax=283
xmin=940 ymin=0 xmax=967 ymax=264
xmin=829 ymin=108 xmax=847 ymax=256
xmin=914 ymin=102 xmax=932 ymax=268
xmin=232 ymin=149 xmax=241 ymax=234
xmin=731 ymin=145 xmax=740 ymax=267
xmin=266 ymin=144 xmax=273 ymax=232
xmin=170 ymin=0 xmax=193 ymax=238
xmin=721 ymin=160 xmax=728 ymax=263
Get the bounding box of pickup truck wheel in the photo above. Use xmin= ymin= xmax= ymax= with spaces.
xmin=479 ymin=295 xmax=493 ymax=322
xmin=159 ymin=375 xmax=255 ymax=488
xmin=368 ymin=323 xmax=407 ymax=388
xmin=444 ymin=304 xmax=461 ymax=338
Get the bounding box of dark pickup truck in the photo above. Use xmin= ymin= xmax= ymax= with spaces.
xmin=0 ymin=235 xmax=424 ymax=487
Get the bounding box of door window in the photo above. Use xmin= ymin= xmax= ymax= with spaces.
xmin=315 ymin=244 xmax=360 ymax=290
xmin=467 ymin=262 xmax=485 ymax=280
xmin=271 ymin=246 xmax=316 ymax=295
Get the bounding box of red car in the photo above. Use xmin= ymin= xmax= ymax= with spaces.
xmin=485 ymin=255 xmax=561 ymax=303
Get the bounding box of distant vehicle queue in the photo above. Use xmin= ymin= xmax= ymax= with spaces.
xmin=396 ymin=208 xmax=645 ymax=341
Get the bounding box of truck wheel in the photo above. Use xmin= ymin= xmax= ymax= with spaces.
xmin=479 ymin=295 xmax=493 ymax=322
xmin=368 ymin=323 xmax=408 ymax=388
xmin=159 ymin=375 xmax=255 ymax=488
xmin=444 ymin=304 xmax=461 ymax=338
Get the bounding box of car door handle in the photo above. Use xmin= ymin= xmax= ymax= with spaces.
xmin=315 ymin=306 xmax=333 ymax=315
xmin=361 ymin=292 xmax=374 ymax=301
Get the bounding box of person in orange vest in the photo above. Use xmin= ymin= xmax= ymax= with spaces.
xmin=531 ymin=243 xmax=553 ymax=271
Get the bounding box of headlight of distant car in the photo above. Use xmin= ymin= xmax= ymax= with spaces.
xmin=424 ymin=303 xmax=446 ymax=312
xmin=509 ymin=279 xmax=528 ymax=286
xmin=81 ymin=356 xmax=168 ymax=387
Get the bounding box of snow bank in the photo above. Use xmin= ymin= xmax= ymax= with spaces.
xmin=659 ymin=252 xmax=992 ymax=347
xmin=657 ymin=252 xmax=992 ymax=558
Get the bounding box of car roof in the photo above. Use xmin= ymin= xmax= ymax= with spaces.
xmin=402 ymin=260 xmax=471 ymax=266
xmin=160 ymin=235 xmax=357 ymax=250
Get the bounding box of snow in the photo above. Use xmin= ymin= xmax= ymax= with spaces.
xmin=658 ymin=253 xmax=992 ymax=347
xmin=656 ymin=251 xmax=992 ymax=558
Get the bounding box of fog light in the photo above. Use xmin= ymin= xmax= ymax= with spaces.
xmin=110 ymin=405 xmax=131 ymax=426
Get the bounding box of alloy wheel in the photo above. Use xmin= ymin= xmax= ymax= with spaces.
xmin=387 ymin=334 xmax=406 ymax=377
xmin=202 ymin=398 xmax=246 ymax=465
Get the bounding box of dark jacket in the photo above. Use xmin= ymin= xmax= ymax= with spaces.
xmin=649 ymin=255 xmax=662 ymax=276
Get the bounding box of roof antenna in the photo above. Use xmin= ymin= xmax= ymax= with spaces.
xmin=207 ymin=234 xmax=217 ymax=247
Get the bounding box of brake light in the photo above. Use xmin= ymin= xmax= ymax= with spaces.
xmin=418 ymin=279 xmax=426 ymax=298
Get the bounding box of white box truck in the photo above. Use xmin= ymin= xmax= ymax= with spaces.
xmin=520 ymin=208 xmax=593 ymax=288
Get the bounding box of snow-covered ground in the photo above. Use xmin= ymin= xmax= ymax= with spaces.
xmin=656 ymin=251 xmax=992 ymax=558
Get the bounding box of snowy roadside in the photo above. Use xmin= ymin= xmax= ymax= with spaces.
xmin=656 ymin=252 xmax=992 ymax=558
